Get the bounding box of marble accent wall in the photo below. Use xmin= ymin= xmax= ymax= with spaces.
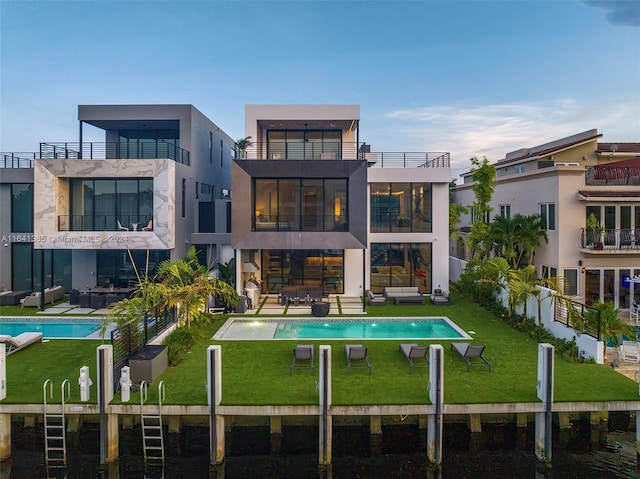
xmin=33 ymin=159 xmax=175 ymax=251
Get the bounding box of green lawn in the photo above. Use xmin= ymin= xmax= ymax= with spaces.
xmin=5 ymin=291 xmax=639 ymax=406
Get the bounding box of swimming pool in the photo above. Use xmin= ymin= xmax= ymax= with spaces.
xmin=0 ymin=317 xmax=107 ymax=339
xmin=214 ymin=317 xmax=472 ymax=341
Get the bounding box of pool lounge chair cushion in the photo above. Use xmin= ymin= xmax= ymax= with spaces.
xmin=290 ymin=344 xmax=314 ymax=374
xmin=399 ymin=343 xmax=429 ymax=373
xmin=0 ymin=332 xmax=44 ymax=355
xmin=451 ymin=342 xmax=491 ymax=371
xmin=345 ymin=344 xmax=371 ymax=374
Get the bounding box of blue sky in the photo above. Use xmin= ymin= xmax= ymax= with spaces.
xmin=1 ymin=0 xmax=639 ymax=177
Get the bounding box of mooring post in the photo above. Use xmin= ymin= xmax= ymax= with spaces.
xmin=319 ymin=345 xmax=332 ymax=467
xmin=427 ymin=344 xmax=443 ymax=465
xmin=97 ymin=344 xmax=116 ymax=463
xmin=208 ymin=345 xmax=225 ymax=465
xmin=534 ymin=343 xmax=554 ymax=464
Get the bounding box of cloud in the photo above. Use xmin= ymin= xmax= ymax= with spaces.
xmin=582 ymin=1 xmax=640 ymax=27
xmin=382 ymin=99 xmax=639 ymax=178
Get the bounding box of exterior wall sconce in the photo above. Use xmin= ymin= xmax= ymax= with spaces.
xmin=581 ymin=267 xmax=586 ymax=274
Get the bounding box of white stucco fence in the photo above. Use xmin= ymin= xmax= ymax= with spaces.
xmin=449 ymin=256 xmax=603 ymax=364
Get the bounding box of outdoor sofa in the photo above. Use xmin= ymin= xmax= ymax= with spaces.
xmin=20 ymin=285 xmax=64 ymax=308
xmin=367 ymin=290 xmax=386 ymax=306
xmin=383 ymin=287 xmax=425 ymax=305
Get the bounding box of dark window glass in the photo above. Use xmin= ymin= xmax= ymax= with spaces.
xmin=370 ymin=183 xmax=431 ymax=233
xmin=261 ymin=249 xmax=343 ymax=295
xmin=199 ymin=202 xmax=214 ymax=233
xmin=11 ymin=184 xmax=33 ymax=232
xmin=369 ymin=243 xmax=432 ymax=294
xmin=181 ymin=179 xmax=186 ymax=218
xmin=97 ymin=249 xmax=169 ymax=288
xmin=11 ymin=243 xmax=32 ymax=291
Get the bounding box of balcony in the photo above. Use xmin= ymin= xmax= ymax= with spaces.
xmin=585 ymin=165 xmax=640 ymax=185
xmin=580 ymin=228 xmax=640 ymax=253
xmin=1 ymin=152 xmax=37 ymax=168
xmin=235 ymin=142 xmax=450 ymax=168
xmin=58 ymin=215 xmax=153 ymax=232
xmin=40 ymin=141 xmax=190 ymax=165
xmin=253 ymin=214 xmax=349 ymax=232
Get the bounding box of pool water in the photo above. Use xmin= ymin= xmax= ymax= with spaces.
xmin=215 ymin=317 xmax=472 ymax=340
xmin=0 ymin=318 xmax=102 ymax=338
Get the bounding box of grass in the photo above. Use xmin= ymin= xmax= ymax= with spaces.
xmin=0 ymin=297 xmax=99 ymax=317
xmin=4 ymin=290 xmax=639 ymax=406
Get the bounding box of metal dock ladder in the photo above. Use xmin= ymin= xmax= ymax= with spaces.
xmin=140 ymin=380 xmax=165 ymax=464
xmin=43 ymin=379 xmax=70 ymax=467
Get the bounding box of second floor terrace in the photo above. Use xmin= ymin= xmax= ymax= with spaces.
xmin=1 ymin=141 xmax=190 ymax=167
xmin=585 ymin=164 xmax=640 ymax=186
xmin=235 ymin=141 xmax=450 ymax=168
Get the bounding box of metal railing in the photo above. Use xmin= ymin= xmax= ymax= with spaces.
xmin=40 ymin=141 xmax=190 ymax=165
xmin=585 ymin=165 xmax=640 ymax=185
xmin=0 ymin=152 xmax=38 ymax=168
xmin=554 ymin=299 xmax=600 ymax=340
xmin=235 ymin=141 xmax=450 ymax=168
xmin=58 ymin=214 xmax=153 ymax=232
xmin=580 ymin=228 xmax=640 ymax=250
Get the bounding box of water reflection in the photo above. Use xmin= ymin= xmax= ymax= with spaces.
xmin=3 ymin=418 xmax=640 ymax=478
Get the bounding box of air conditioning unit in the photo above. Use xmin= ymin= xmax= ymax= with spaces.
xmin=555 ymin=162 xmax=580 ymax=166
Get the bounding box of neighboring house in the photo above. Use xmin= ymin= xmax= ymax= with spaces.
xmin=452 ymin=129 xmax=640 ymax=310
xmin=0 ymin=104 xmax=234 ymax=292
xmin=232 ymin=104 xmax=451 ymax=298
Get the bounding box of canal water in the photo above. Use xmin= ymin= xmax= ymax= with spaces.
xmin=2 ymin=414 xmax=639 ymax=478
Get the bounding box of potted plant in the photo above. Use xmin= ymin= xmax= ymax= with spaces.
xmin=586 ymin=213 xmax=604 ymax=249
xmin=236 ymin=136 xmax=252 ymax=159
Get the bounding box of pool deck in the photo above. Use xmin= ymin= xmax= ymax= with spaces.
xmin=234 ymin=294 xmax=365 ymax=316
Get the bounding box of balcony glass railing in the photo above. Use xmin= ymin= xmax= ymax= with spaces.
xmin=253 ymin=214 xmax=349 ymax=232
xmin=580 ymin=228 xmax=640 ymax=250
xmin=235 ymin=142 xmax=450 ymax=168
xmin=40 ymin=141 xmax=190 ymax=165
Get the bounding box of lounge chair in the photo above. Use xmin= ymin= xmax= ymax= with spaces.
xmin=142 ymin=219 xmax=153 ymax=231
xmin=451 ymin=343 xmax=491 ymax=371
xmin=290 ymin=344 xmax=314 ymax=375
xmin=117 ymin=220 xmax=129 ymax=231
xmin=0 ymin=332 xmax=43 ymax=355
xmin=619 ymin=340 xmax=640 ymax=362
xmin=345 ymin=344 xmax=371 ymax=375
xmin=399 ymin=343 xmax=429 ymax=373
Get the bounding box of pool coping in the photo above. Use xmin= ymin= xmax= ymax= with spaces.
xmin=213 ymin=316 xmax=473 ymax=341
xmin=0 ymin=316 xmax=113 ymax=339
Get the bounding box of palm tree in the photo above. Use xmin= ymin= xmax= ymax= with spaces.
xmin=586 ymin=300 xmax=636 ymax=360
xmin=235 ymin=136 xmax=253 ymax=158
xmin=517 ymin=214 xmax=548 ymax=266
xmin=489 ymin=215 xmax=522 ymax=268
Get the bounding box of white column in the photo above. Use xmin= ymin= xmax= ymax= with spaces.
xmin=535 ymin=343 xmax=554 ymax=463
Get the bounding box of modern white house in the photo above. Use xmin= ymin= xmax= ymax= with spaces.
xmin=452 ymin=129 xmax=640 ymax=310
xmin=232 ymin=104 xmax=451 ymax=300
xmin=1 ymin=104 xmax=235 ymax=292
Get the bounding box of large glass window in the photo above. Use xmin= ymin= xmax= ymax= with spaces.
xmin=370 ymin=183 xmax=432 ymax=232
xmin=68 ymin=178 xmax=153 ymax=231
xmin=11 ymin=184 xmax=33 ymax=232
xmin=266 ymin=130 xmax=341 ymax=160
xmin=10 ymin=244 xmax=71 ymax=292
xmin=540 ymin=203 xmax=556 ymax=231
xmin=119 ymin=129 xmax=179 ymax=159
xmin=97 ymin=250 xmax=169 ymax=288
xmin=370 ymin=243 xmax=432 ymax=293
xmin=253 ymin=179 xmax=348 ymax=232
xmin=261 ymin=249 xmax=343 ymax=295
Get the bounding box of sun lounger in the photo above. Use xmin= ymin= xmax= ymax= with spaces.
xmin=345 ymin=344 xmax=371 ymax=374
xmin=399 ymin=343 xmax=429 ymax=373
xmin=451 ymin=342 xmax=491 ymax=371
xmin=0 ymin=332 xmax=43 ymax=355
xmin=290 ymin=344 xmax=314 ymax=374
xmin=619 ymin=340 xmax=640 ymax=362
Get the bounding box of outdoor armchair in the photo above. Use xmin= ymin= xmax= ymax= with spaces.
xmin=618 ymin=340 xmax=640 ymax=363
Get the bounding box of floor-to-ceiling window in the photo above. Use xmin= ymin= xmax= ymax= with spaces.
xmin=266 ymin=130 xmax=341 ymax=160
xmin=254 ymin=178 xmax=348 ymax=232
xmin=261 ymin=249 xmax=344 ymax=295
xmin=119 ymin=128 xmax=179 ymax=160
xmin=370 ymin=183 xmax=432 ymax=233
xmin=11 ymin=244 xmax=71 ymax=292
xmin=68 ymin=178 xmax=153 ymax=231
xmin=96 ymin=250 xmax=169 ymax=288
xmin=370 ymin=243 xmax=432 ymax=293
